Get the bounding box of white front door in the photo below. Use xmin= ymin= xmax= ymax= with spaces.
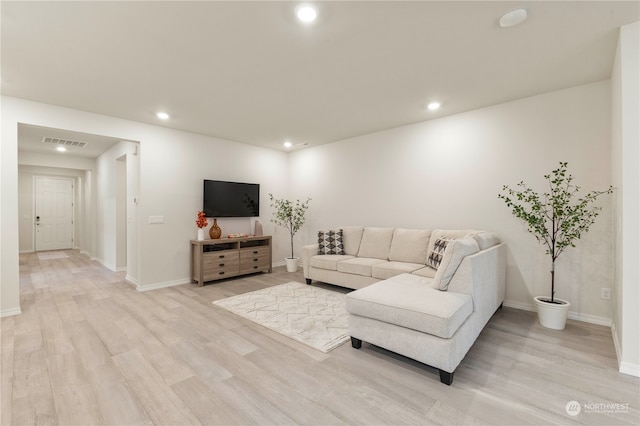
xmin=35 ymin=177 xmax=74 ymax=251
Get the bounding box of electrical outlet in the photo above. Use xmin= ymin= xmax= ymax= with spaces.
xmin=601 ymin=288 xmax=611 ymax=300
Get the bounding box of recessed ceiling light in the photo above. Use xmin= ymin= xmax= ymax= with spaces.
xmin=156 ymin=111 xmax=170 ymax=120
xmin=283 ymin=141 xmax=293 ymax=148
xmin=296 ymin=5 xmax=317 ymax=23
xmin=499 ymin=9 xmax=527 ymax=28
xmin=56 ymin=146 xmax=67 ymax=152
xmin=427 ymin=102 xmax=441 ymax=111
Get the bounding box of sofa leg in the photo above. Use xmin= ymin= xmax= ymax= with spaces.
xmin=350 ymin=337 xmax=362 ymax=349
xmin=439 ymin=370 xmax=454 ymax=385
xmin=499 ymin=302 xmax=503 ymax=309
xmin=305 ymin=278 xmax=312 ymax=285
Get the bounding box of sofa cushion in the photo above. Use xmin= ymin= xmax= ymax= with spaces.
xmin=357 ymin=227 xmax=395 ymax=260
xmin=388 ymin=228 xmax=431 ymax=264
xmin=372 ymin=261 xmax=425 ymax=280
xmin=431 ymin=236 xmax=479 ymax=290
xmin=337 ymin=257 xmax=387 ymax=277
xmin=317 ymin=229 xmax=345 ymax=255
xmin=469 ymin=231 xmax=500 ymax=250
xmin=346 ymin=273 xmax=473 ymax=339
xmin=341 ymin=226 xmax=364 ymax=256
xmin=310 ymin=255 xmax=355 ymax=271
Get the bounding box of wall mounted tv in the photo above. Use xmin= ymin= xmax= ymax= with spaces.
xmin=203 ymin=180 xmax=260 ymax=218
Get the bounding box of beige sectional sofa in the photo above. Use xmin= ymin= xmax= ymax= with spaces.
xmin=302 ymin=226 xmax=506 ymax=385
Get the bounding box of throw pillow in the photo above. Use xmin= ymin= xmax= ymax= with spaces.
xmin=427 ymin=237 xmax=450 ymax=269
xmin=317 ymin=229 xmax=345 ymax=255
xmin=431 ymin=237 xmax=480 ymax=291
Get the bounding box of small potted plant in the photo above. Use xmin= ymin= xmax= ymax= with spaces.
xmin=498 ymin=162 xmax=613 ymax=330
xmin=269 ymin=193 xmax=311 ymax=272
xmin=195 ymin=211 xmax=208 ymax=241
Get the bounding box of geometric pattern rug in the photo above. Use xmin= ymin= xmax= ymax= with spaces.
xmin=213 ymin=282 xmax=350 ymax=353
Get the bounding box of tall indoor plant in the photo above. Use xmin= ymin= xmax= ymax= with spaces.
xmin=498 ymin=162 xmax=613 ymax=329
xmin=269 ymin=193 xmax=311 ymax=272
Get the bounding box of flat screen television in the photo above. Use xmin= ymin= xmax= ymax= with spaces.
xmin=203 ymin=180 xmax=260 ymax=218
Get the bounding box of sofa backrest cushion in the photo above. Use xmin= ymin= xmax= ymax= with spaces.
xmin=469 ymin=231 xmax=501 ymax=250
xmin=430 ymin=236 xmax=480 ymax=290
xmin=388 ymin=228 xmax=431 ymax=264
xmin=357 ymin=227 xmax=395 ymax=260
xmin=340 ymin=226 xmax=364 ymax=256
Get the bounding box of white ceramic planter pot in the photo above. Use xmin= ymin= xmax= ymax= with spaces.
xmin=285 ymin=257 xmax=299 ymax=273
xmin=197 ymin=228 xmax=205 ymax=241
xmin=534 ymin=296 xmax=571 ymax=330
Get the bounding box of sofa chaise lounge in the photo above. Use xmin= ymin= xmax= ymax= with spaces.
xmin=302 ymin=226 xmax=506 ymax=384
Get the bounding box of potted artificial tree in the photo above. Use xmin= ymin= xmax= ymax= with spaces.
xmin=269 ymin=193 xmax=311 ymax=272
xmin=498 ymin=162 xmax=613 ymax=330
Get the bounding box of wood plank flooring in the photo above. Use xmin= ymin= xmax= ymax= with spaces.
xmin=1 ymin=250 xmax=638 ymax=425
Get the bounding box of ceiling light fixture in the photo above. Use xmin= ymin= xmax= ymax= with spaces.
xmin=427 ymin=101 xmax=441 ymax=111
xmin=296 ymin=5 xmax=318 ymax=23
xmin=283 ymin=141 xmax=293 ymax=148
xmin=499 ymin=9 xmax=528 ymax=28
xmin=56 ymin=146 xmax=67 ymax=152
xmin=156 ymin=111 xmax=170 ymax=120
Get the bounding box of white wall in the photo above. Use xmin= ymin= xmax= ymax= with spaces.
xmin=1 ymin=96 xmax=290 ymax=315
xmin=290 ymin=81 xmax=614 ymax=323
xmin=611 ymin=21 xmax=640 ymax=377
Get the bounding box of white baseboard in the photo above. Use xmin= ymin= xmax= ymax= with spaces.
xmin=135 ymin=278 xmax=191 ymax=292
xmin=568 ymin=311 xmax=612 ymax=327
xmin=503 ymin=299 xmax=612 ymax=326
xmin=93 ymin=257 xmax=115 ymax=272
xmin=503 ymin=299 xmax=536 ymax=312
xmin=611 ymin=322 xmax=640 ymax=377
xmin=125 ymin=274 xmax=139 ymax=287
xmin=619 ymin=361 xmax=640 ymax=377
xmin=0 ymin=307 xmax=22 ymax=318
xmin=115 ymin=266 xmax=127 ymax=273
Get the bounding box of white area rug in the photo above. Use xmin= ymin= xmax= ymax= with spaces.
xmin=37 ymin=251 xmax=69 ymax=260
xmin=213 ymin=282 xmax=350 ymax=353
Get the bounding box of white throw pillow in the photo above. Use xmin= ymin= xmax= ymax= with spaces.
xmin=429 ymin=236 xmax=479 ymax=290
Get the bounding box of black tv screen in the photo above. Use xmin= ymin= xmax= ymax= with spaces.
xmin=203 ymin=180 xmax=260 ymax=218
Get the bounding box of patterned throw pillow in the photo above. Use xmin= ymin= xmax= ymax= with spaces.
xmin=317 ymin=229 xmax=345 ymax=255
xmin=427 ymin=238 xmax=450 ymax=269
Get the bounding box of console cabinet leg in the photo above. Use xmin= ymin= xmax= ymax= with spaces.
xmin=439 ymin=370 xmax=454 ymax=385
xmin=351 ymin=337 xmax=362 ymax=349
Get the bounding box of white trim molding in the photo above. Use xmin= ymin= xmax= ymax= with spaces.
xmin=503 ymin=299 xmax=613 ymax=326
xmin=0 ymin=307 xmax=22 ymax=318
xmin=135 ymin=278 xmax=191 ymax=292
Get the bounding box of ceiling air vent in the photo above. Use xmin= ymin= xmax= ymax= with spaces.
xmin=41 ymin=137 xmax=88 ymax=148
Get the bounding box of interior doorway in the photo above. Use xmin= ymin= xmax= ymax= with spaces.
xmin=34 ymin=176 xmax=74 ymax=251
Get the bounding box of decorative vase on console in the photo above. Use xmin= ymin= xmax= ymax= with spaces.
xmin=209 ymin=218 xmax=222 ymax=239
xmin=195 ymin=211 xmax=208 ymax=241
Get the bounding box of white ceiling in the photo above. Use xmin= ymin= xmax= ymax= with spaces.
xmin=2 ymin=1 xmax=638 ymax=155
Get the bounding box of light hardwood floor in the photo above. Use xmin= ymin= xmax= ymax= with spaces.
xmin=2 ymin=250 xmax=638 ymax=425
